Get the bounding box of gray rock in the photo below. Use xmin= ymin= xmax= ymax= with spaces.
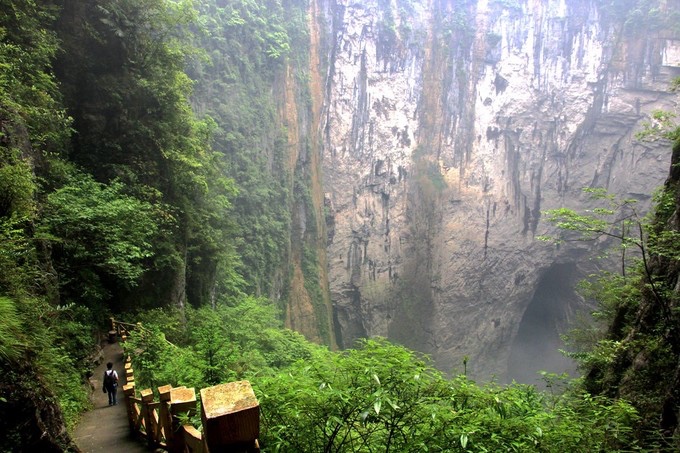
xmin=319 ymin=0 xmax=679 ymax=380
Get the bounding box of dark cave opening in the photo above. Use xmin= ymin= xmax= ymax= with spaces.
xmin=507 ymin=263 xmax=580 ymax=386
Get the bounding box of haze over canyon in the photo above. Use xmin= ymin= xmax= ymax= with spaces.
xmin=280 ymin=0 xmax=680 ymax=381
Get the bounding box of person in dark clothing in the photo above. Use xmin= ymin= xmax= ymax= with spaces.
xmin=102 ymin=362 xmax=119 ymax=406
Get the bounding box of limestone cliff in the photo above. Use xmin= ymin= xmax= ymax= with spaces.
xmin=315 ymin=0 xmax=680 ymax=379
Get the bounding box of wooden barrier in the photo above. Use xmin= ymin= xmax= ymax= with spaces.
xmin=110 ymin=318 xmax=135 ymax=342
xmin=182 ymin=425 xmax=205 ymax=453
xmin=109 ymin=319 xmax=261 ymax=453
xmin=201 ymin=381 xmax=260 ymax=452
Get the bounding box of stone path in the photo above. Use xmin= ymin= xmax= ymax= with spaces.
xmin=73 ymin=341 xmax=147 ymax=452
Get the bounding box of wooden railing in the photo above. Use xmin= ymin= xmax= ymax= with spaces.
xmin=110 ymin=319 xmax=260 ymax=453
xmin=109 ymin=319 xmax=134 ymax=342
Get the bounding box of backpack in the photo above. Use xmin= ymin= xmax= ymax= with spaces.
xmin=103 ymin=370 xmax=116 ymax=387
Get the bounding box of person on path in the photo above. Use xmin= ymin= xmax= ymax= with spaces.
xmin=102 ymin=362 xmax=119 ymax=406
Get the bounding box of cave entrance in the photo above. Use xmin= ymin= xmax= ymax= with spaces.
xmin=507 ymin=263 xmax=580 ymax=385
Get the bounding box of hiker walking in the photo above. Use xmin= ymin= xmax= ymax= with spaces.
xmin=102 ymin=362 xmax=119 ymax=406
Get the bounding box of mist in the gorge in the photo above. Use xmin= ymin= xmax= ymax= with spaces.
xmin=506 ymin=263 xmax=583 ymax=385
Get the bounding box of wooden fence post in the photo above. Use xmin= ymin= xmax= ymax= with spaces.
xmin=168 ymin=387 xmax=197 ymax=453
xmin=158 ymin=384 xmax=172 ymax=447
xmin=123 ymin=382 xmax=136 ymax=432
xmin=140 ymin=388 xmax=155 ymax=447
xmin=125 ymin=366 xmax=134 ymax=382
xmin=182 ymin=425 xmax=206 ymax=453
xmin=109 ymin=318 xmax=117 ymax=343
xmin=200 ymin=381 xmax=260 ymax=453
xmin=163 ymin=386 xmax=183 ymax=451
xmin=113 ymin=319 xmax=265 ymax=452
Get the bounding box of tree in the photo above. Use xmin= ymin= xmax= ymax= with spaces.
xmin=541 ymin=135 xmax=680 ymax=447
xmin=540 ymin=187 xmax=672 ymax=320
xmin=187 ymin=307 xmax=235 ymax=385
xmin=51 ymin=0 xmax=239 ymax=308
xmin=38 ymin=167 xmax=165 ymax=305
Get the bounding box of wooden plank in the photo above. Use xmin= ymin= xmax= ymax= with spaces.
xmin=133 ymin=402 xmax=144 ymax=433
xmin=141 ymin=389 xmax=155 ymax=447
xmin=123 ymin=382 xmax=136 ymax=432
xmin=182 ymin=425 xmax=205 ymax=453
xmin=158 ymin=386 xmax=172 ymax=447
xmin=149 ymin=404 xmax=162 ymax=444
xmin=169 ymin=388 xmax=196 ymax=453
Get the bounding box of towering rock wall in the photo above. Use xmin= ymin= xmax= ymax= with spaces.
xmin=317 ymin=0 xmax=680 ymax=379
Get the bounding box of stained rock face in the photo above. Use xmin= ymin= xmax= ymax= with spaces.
xmin=317 ymin=0 xmax=680 ymax=379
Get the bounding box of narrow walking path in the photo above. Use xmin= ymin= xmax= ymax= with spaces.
xmin=73 ymin=341 xmax=147 ymax=452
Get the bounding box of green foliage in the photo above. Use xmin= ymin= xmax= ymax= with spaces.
xmin=119 ymin=305 xmax=646 ymax=452
xmin=543 ymin=131 xmax=680 ymax=445
xmin=0 ymin=0 xmax=65 ymax=298
xmin=126 ymin=297 xmax=318 ymax=390
xmin=204 ymin=296 xmax=317 ymax=375
xmin=0 ymin=151 xmax=35 ymax=218
xmin=41 ymin=304 xmax=97 ymax=428
xmin=293 ymin=167 xmax=331 ymax=342
xmin=597 ymin=0 xmax=680 ymax=36
xmin=128 ymin=306 xmax=186 ymax=343
xmin=438 ymin=1 xmax=475 ymax=44
xmin=189 ymin=0 xmax=304 ymax=296
xmin=0 ymin=297 xmax=95 ymax=434
xmin=0 ymin=1 xmax=96 ymax=441
xmin=256 ymin=338 xmax=640 ymax=452
xmin=0 ymin=213 xmax=37 ymax=296
xmin=38 ymin=167 xmax=165 ymax=303
xmin=52 ymin=0 xmax=238 ymax=308
xmin=124 ymin=324 xmax=186 ymax=390
xmin=413 ymin=147 xmax=447 ymax=198
xmin=0 ymin=0 xmax=71 ymax=154
xmin=301 ymin=244 xmax=330 ymax=343
xmin=636 ymin=108 xmax=680 ymax=142
xmin=202 ymin=0 xmax=292 ymax=65
xmin=539 ymin=188 xmax=647 ymax=276
xmin=0 ymin=296 xmax=23 ymax=362
xmin=187 ymin=307 xmax=236 ymax=385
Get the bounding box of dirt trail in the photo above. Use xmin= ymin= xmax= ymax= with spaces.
xmin=73 ymin=341 xmax=146 ymax=452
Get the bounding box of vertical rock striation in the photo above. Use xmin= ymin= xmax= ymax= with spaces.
xmin=318 ymin=0 xmax=680 ymax=379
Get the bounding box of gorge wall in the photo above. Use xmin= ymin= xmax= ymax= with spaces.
xmin=309 ymin=0 xmax=680 ymax=380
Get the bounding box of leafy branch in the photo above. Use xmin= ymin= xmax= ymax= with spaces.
xmin=635 ymin=77 xmax=680 ymax=142
xmin=539 ymin=188 xmax=671 ymax=321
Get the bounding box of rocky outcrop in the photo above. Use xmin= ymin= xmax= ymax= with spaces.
xmin=0 ymin=354 xmax=79 ymax=452
xmin=317 ymin=0 xmax=680 ymax=379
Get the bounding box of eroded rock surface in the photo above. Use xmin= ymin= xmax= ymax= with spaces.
xmin=318 ymin=0 xmax=680 ymax=379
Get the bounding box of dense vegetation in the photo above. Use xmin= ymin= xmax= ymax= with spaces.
xmin=0 ymin=0 xmax=679 ymax=451
xmin=125 ymin=304 xmax=642 ymax=452
xmin=0 ymin=0 xmax=239 ymax=449
xmin=540 ymin=102 xmax=680 ymax=449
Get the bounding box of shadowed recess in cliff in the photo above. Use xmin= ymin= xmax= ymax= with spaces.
xmin=507 ymin=263 xmax=579 ymax=385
